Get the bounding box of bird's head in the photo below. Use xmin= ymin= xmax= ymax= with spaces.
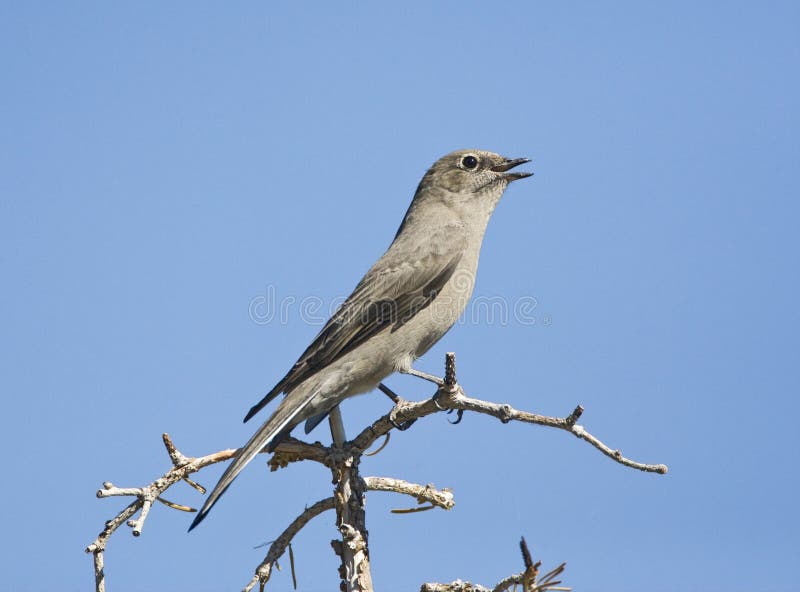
xmin=394 ymin=149 xmax=533 ymax=240
xmin=422 ymin=149 xmax=532 ymax=196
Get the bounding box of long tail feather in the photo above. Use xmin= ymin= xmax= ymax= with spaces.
xmin=243 ymin=381 xmax=285 ymax=423
xmin=189 ymin=391 xmax=317 ymax=531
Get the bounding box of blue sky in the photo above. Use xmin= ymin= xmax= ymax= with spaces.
xmin=1 ymin=2 xmax=799 ymax=591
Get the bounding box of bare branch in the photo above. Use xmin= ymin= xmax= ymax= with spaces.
xmin=351 ymin=361 xmax=667 ymax=475
xmin=329 ymin=406 xmax=374 ymax=592
xmin=243 ymin=497 xmax=336 ymax=592
xmin=241 ymin=476 xmax=453 ymax=590
xmin=268 ymin=437 xmax=331 ymax=471
xmin=421 ymin=581 xmax=490 ymax=592
xmin=92 ymin=548 xmax=105 ymax=592
xmin=87 ymin=352 xmax=665 ymax=591
xmin=422 ymin=537 xmax=569 ymax=592
xmin=519 ymin=536 xmax=539 ymax=591
xmin=85 ymin=498 xmax=140 ymax=555
xmin=85 ymin=436 xmax=238 ymax=592
xmin=364 ymin=433 xmax=391 ymax=457
xmin=364 ymin=477 xmax=455 ymax=511
xmin=490 ymin=573 xmax=521 ymax=592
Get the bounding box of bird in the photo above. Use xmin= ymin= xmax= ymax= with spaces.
xmin=189 ymin=149 xmax=532 ymax=530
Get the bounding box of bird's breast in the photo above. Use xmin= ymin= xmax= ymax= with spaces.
xmin=406 ymin=252 xmax=480 ymax=358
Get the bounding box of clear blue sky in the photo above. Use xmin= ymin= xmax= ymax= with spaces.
xmin=1 ymin=2 xmax=798 ymax=591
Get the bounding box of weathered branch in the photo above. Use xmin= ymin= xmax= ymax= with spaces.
xmin=352 ymin=353 xmax=667 ymax=475
xmin=268 ymin=437 xmax=331 ymax=470
xmin=87 ymin=352 xmax=666 ymax=591
xmin=244 ymin=478 xmax=455 ymax=590
xmin=86 ymin=436 xmax=235 ymax=550
xmin=243 ymin=497 xmax=336 ymax=592
xmin=421 ymin=536 xmax=569 ymax=592
xmin=85 ymin=435 xmax=238 ymax=592
xmin=365 ymin=477 xmax=454 ymax=512
xmin=329 ymin=406 xmax=374 ymax=592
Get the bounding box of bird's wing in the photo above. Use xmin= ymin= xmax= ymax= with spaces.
xmin=243 ymin=227 xmax=466 ymax=422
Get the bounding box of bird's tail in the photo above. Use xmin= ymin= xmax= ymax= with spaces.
xmin=188 ymin=388 xmax=318 ymax=531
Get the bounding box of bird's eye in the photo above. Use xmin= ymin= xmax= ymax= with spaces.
xmin=461 ymin=155 xmax=479 ymax=170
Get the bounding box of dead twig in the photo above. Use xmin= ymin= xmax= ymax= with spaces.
xmin=87 ymin=352 xmax=666 ymax=591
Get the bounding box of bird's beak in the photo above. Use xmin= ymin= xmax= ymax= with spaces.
xmin=491 ymin=157 xmax=533 ymax=181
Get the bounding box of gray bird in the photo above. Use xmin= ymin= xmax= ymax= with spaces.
xmin=189 ymin=149 xmax=532 ymax=530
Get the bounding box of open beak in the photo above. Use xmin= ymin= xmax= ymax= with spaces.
xmin=491 ymin=157 xmax=533 ymax=181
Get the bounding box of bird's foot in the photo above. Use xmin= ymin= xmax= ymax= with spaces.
xmin=379 ymin=383 xmax=417 ymax=431
xmin=389 ymin=413 xmax=417 ymax=431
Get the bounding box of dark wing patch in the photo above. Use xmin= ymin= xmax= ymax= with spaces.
xmin=304 ymin=411 xmax=330 ymax=434
xmin=243 ymin=251 xmax=461 ymax=423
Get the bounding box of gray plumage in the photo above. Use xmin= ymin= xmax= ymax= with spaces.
xmin=189 ymin=149 xmax=531 ymax=530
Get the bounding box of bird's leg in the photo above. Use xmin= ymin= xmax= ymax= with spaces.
xmin=378 ymin=383 xmax=401 ymax=403
xmin=328 ymin=405 xmax=347 ymax=446
xmin=378 ymin=383 xmax=417 ymax=431
xmin=399 ymin=366 xmax=445 ymax=387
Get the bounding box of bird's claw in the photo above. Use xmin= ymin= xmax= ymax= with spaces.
xmin=389 ymin=415 xmax=417 ymax=431
xmin=447 ymin=409 xmax=464 ymax=425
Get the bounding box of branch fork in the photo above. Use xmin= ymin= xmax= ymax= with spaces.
xmin=87 ymin=352 xmax=667 ymax=592
xmin=421 ymin=537 xmax=569 ymax=592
